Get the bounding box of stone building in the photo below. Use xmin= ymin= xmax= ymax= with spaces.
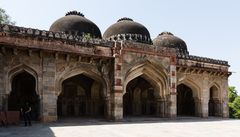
xmin=0 ymin=11 xmax=231 ymax=122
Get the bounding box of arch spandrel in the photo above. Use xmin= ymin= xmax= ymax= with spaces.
xmin=7 ymin=64 xmax=39 ymax=95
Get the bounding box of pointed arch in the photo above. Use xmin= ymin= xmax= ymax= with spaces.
xmin=177 ymin=78 xmax=200 ymax=98
xmin=7 ymin=64 xmax=39 ymax=95
xmin=209 ymin=82 xmax=221 ymax=99
xmin=124 ymin=60 xmax=169 ymax=97
xmin=56 ymin=66 xmax=107 ymax=97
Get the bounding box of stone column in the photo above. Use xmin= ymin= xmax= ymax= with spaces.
xmin=41 ymin=54 xmax=57 ymax=122
xmin=62 ymin=101 xmax=67 ymax=116
xmin=200 ymin=74 xmax=209 ymax=118
xmin=74 ymin=101 xmax=79 ymax=116
xmin=168 ymin=93 xmax=177 ymax=118
xmin=156 ymin=98 xmax=166 ymax=117
xmin=169 ymin=57 xmax=177 ymax=118
xmin=214 ymin=99 xmax=222 ymax=117
xmin=112 ymin=92 xmax=123 ymax=121
xmin=111 ymin=41 xmax=123 ymax=121
xmin=222 ymin=78 xmax=229 ymax=118
xmin=104 ymin=96 xmax=111 ymax=119
xmin=194 ymin=98 xmax=201 ymax=117
xmin=0 ymin=53 xmax=4 ymax=110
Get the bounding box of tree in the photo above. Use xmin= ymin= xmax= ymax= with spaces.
xmin=228 ymin=86 xmax=240 ymax=118
xmin=228 ymin=86 xmax=238 ymax=102
xmin=0 ymin=8 xmax=15 ymax=25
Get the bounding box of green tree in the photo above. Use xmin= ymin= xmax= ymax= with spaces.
xmin=232 ymin=96 xmax=240 ymax=118
xmin=228 ymin=86 xmax=238 ymax=102
xmin=228 ymin=86 xmax=240 ymax=118
xmin=0 ymin=8 xmax=15 ymax=25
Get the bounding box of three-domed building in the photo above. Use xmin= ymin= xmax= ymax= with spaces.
xmin=0 ymin=11 xmax=230 ymax=122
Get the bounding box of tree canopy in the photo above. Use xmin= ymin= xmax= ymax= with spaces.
xmin=228 ymin=86 xmax=240 ymax=118
xmin=0 ymin=8 xmax=15 ymax=25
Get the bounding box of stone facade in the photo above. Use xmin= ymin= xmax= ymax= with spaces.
xmin=0 ymin=24 xmax=230 ymax=122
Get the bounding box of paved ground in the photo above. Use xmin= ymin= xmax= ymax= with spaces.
xmin=0 ymin=117 xmax=239 ymax=137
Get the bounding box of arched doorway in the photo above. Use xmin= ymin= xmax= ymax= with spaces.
xmin=208 ymin=86 xmax=220 ymax=116
xmin=123 ymin=76 xmax=156 ymax=116
xmin=8 ymin=71 xmax=40 ymax=120
xmin=57 ymin=74 xmax=104 ymax=118
xmin=177 ymin=84 xmax=195 ymax=116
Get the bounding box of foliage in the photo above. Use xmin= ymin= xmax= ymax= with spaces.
xmin=228 ymin=86 xmax=240 ymax=118
xmin=228 ymin=86 xmax=238 ymax=102
xmin=0 ymin=8 xmax=15 ymax=25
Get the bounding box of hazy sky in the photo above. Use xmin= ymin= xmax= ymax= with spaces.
xmin=1 ymin=0 xmax=239 ymax=92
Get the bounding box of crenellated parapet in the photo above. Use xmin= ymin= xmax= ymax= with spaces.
xmin=0 ymin=24 xmax=113 ymax=47
xmin=107 ymin=33 xmax=152 ymax=44
xmin=177 ymin=54 xmax=229 ymax=66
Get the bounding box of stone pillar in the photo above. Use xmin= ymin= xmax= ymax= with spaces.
xmin=194 ymin=98 xmax=201 ymax=117
xmin=41 ymin=54 xmax=57 ymax=122
xmin=62 ymin=101 xmax=67 ymax=116
xmin=222 ymin=78 xmax=229 ymax=118
xmin=200 ymin=74 xmax=209 ymax=118
xmin=112 ymin=92 xmax=123 ymax=121
xmin=156 ymin=98 xmax=166 ymax=117
xmin=169 ymin=57 xmax=177 ymax=118
xmin=104 ymin=96 xmax=111 ymax=119
xmin=0 ymin=53 xmax=4 ymax=110
xmin=168 ymin=93 xmax=177 ymax=118
xmin=111 ymin=41 xmax=123 ymax=121
xmin=214 ymin=99 xmax=222 ymax=117
xmin=74 ymin=102 xmax=79 ymax=116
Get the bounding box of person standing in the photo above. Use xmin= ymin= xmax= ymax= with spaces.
xmin=21 ymin=102 xmax=32 ymax=126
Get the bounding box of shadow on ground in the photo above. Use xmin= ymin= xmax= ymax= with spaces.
xmin=0 ymin=117 xmax=239 ymax=137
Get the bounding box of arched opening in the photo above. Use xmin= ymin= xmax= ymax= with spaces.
xmin=8 ymin=71 xmax=40 ymax=120
xmin=57 ymin=74 xmax=104 ymax=118
xmin=123 ymin=76 xmax=157 ymax=117
xmin=177 ymin=84 xmax=195 ymax=116
xmin=208 ymin=86 xmax=220 ymax=117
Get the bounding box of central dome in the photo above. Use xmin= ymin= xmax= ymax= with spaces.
xmin=103 ymin=17 xmax=151 ymax=44
xmin=49 ymin=11 xmax=102 ymax=38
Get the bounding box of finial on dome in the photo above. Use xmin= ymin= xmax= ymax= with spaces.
xmin=159 ymin=31 xmax=174 ymax=36
xmin=65 ymin=11 xmax=84 ymax=17
xmin=117 ymin=17 xmax=133 ymax=22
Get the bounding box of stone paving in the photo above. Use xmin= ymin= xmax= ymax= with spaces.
xmin=0 ymin=117 xmax=239 ymax=137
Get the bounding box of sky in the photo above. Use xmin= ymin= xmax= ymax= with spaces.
xmin=1 ymin=0 xmax=239 ymax=92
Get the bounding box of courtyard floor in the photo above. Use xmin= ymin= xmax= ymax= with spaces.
xmin=0 ymin=117 xmax=239 ymax=137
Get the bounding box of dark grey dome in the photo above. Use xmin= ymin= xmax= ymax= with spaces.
xmin=49 ymin=11 xmax=102 ymax=38
xmin=153 ymin=32 xmax=188 ymax=54
xmin=103 ymin=17 xmax=151 ymax=44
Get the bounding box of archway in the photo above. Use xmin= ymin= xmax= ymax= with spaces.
xmin=123 ymin=76 xmax=157 ymax=116
xmin=8 ymin=71 xmax=40 ymax=120
xmin=208 ymin=85 xmax=220 ymax=116
xmin=177 ymin=84 xmax=195 ymax=116
xmin=57 ymin=74 xmax=104 ymax=118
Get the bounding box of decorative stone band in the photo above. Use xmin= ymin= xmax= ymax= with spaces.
xmin=177 ymin=53 xmax=229 ymax=66
xmin=0 ymin=24 xmax=114 ymax=47
xmin=107 ymin=33 xmax=152 ymax=44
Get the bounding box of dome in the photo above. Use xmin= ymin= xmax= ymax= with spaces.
xmin=103 ymin=17 xmax=151 ymax=44
xmin=153 ymin=32 xmax=189 ymax=54
xmin=49 ymin=11 xmax=102 ymax=38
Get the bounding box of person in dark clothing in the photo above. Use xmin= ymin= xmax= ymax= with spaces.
xmin=21 ymin=102 xmax=32 ymax=126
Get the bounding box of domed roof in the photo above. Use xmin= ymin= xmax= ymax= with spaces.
xmin=103 ymin=17 xmax=151 ymax=44
xmin=49 ymin=11 xmax=102 ymax=38
xmin=153 ymin=32 xmax=189 ymax=54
